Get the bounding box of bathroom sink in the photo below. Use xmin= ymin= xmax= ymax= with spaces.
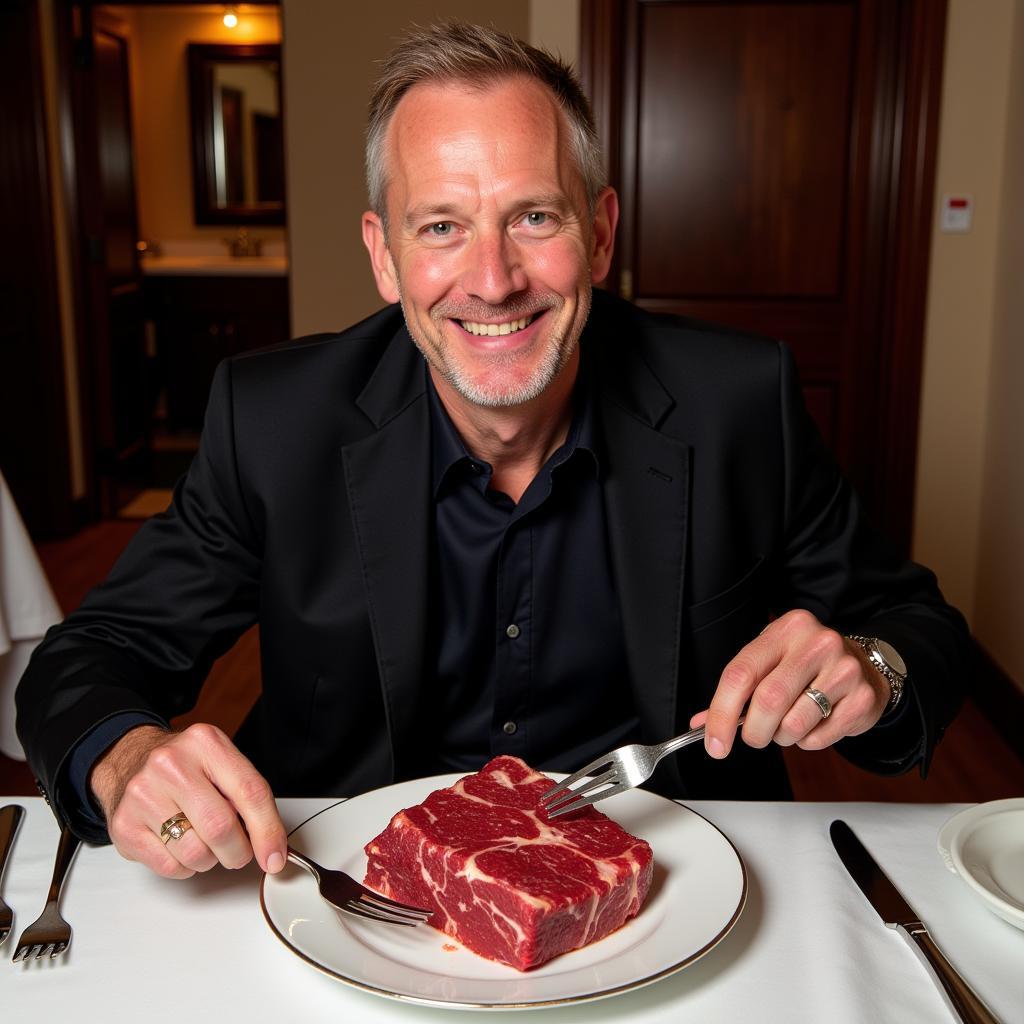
xmin=141 ymin=254 xmax=288 ymax=276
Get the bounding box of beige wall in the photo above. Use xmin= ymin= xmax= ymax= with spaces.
xmin=530 ymin=0 xmax=579 ymax=68
xmin=281 ymin=1 xmax=529 ymax=337
xmin=103 ymin=4 xmax=284 ymax=246
xmin=913 ymin=0 xmax=1023 ymax=688
xmin=970 ymin=0 xmax=1024 ymax=688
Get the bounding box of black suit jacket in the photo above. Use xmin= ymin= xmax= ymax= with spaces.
xmin=17 ymin=292 xmax=968 ymax=840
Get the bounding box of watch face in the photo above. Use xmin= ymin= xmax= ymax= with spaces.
xmin=874 ymin=639 xmax=907 ymax=677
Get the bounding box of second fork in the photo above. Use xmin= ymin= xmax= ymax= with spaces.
xmin=12 ymin=824 xmax=81 ymax=962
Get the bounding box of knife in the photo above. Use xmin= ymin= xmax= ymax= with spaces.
xmin=0 ymin=805 xmax=26 ymax=946
xmin=830 ymin=820 xmax=999 ymax=1024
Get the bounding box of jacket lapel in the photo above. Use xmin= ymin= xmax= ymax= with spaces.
xmin=341 ymin=326 xmax=431 ymax=780
xmin=596 ymin=338 xmax=692 ymax=781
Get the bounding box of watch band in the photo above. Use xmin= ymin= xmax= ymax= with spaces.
xmin=846 ymin=634 xmax=907 ymax=711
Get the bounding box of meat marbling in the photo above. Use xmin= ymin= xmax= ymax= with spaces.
xmin=363 ymin=755 xmax=654 ymax=970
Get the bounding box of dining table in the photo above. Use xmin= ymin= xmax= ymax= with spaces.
xmin=0 ymin=796 xmax=1018 ymax=1023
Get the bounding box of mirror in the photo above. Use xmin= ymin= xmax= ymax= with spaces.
xmin=188 ymin=43 xmax=285 ymax=225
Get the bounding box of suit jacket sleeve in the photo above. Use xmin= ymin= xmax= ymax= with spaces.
xmin=15 ymin=360 xmax=262 ymax=839
xmin=772 ymin=343 xmax=970 ymax=776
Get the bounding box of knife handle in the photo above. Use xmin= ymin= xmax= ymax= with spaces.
xmin=0 ymin=805 xmax=25 ymax=880
xmin=896 ymin=923 xmax=1000 ymax=1024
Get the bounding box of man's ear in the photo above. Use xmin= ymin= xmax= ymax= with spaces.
xmin=589 ymin=187 xmax=619 ymax=285
xmin=361 ymin=211 xmax=400 ymax=304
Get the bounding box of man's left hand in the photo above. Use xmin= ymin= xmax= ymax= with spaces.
xmin=690 ymin=609 xmax=891 ymax=757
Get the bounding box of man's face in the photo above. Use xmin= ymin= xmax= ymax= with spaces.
xmin=362 ymin=77 xmax=617 ymax=409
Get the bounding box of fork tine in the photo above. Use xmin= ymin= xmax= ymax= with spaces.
xmin=541 ymin=756 xmax=614 ymax=804
xmin=51 ymin=941 xmax=69 ymax=958
xmin=0 ymin=928 xmax=9 ymax=946
xmin=341 ymin=900 xmax=423 ymax=926
xmin=357 ymin=891 xmax=433 ymax=919
xmin=544 ymin=766 xmax=619 ymax=812
xmin=35 ymin=943 xmax=54 ymax=960
xmin=544 ymin=781 xmax=631 ymax=819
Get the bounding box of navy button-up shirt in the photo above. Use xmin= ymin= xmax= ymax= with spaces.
xmin=422 ymin=357 xmax=640 ymax=774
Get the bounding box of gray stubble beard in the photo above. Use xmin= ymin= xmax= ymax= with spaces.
xmin=397 ymin=285 xmax=592 ymax=409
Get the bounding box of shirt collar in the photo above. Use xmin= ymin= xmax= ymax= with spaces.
xmin=428 ymin=351 xmax=601 ymax=500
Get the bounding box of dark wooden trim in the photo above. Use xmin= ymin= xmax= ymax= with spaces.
xmin=54 ymin=1 xmax=98 ymax=521
xmin=579 ymin=0 xmax=623 ymax=196
xmin=973 ymin=641 xmax=1024 ymax=760
xmin=0 ymin=0 xmax=75 ymax=539
xmin=187 ymin=43 xmax=286 ymax=226
xmin=62 ymin=1 xmax=121 ymax=518
xmin=872 ymin=0 xmax=948 ymax=551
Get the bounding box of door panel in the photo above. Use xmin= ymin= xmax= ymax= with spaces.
xmin=90 ymin=26 xmax=150 ymax=495
xmin=637 ymin=3 xmax=853 ymax=299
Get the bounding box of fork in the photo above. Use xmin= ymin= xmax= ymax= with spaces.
xmin=12 ymin=824 xmax=81 ymax=962
xmin=541 ymin=716 xmax=747 ymax=818
xmin=1 ymin=805 xmax=26 ymax=946
xmin=285 ymin=846 xmax=434 ymax=926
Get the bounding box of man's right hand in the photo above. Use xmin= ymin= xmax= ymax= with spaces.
xmin=89 ymin=723 xmax=288 ymax=880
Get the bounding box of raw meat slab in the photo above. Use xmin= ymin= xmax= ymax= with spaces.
xmin=364 ymin=755 xmax=654 ymax=970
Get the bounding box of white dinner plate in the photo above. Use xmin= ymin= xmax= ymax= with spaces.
xmin=937 ymin=797 xmax=1024 ymax=930
xmin=260 ymin=775 xmax=747 ymax=1010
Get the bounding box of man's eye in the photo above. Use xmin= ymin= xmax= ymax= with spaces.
xmin=524 ymin=212 xmax=549 ymax=227
xmin=427 ymin=222 xmax=454 ymax=236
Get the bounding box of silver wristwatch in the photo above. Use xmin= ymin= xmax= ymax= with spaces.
xmin=845 ymin=635 xmax=907 ymax=711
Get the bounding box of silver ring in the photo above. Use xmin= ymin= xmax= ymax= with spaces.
xmin=159 ymin=813 xmax=192 ymax=844
xmin=803 ymin=687 xmax=832 ymax=720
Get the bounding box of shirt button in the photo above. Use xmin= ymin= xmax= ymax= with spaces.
xmin=506 ymin=623 xmax=521 ymax=639
xmin=503 ymin=720 xmax=518 ymax=735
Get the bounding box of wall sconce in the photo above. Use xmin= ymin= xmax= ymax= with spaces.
xmin=223 ymin=6 xmax=238 ymax=29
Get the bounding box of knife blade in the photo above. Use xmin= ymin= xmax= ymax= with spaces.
xmin=830 ymin=820 xmax=1000 ymax=1024
xmin=0 ymin=805 xmax=26 ymax=946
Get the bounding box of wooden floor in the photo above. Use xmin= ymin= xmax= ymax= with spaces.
xmin=3 ymin=519 xmax=1022 ymax=803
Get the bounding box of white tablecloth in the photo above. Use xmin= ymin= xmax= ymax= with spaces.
xmin=0 ymin=473 xmax=61 ymax=759
xmin=0 ymin=799 xmax=1019 ymax=1022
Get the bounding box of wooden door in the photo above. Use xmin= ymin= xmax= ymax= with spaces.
xmin=0 ymin=0 xmax=75 ymax=539
xmin=582 ymin=0 xmax=947 ymax=552
xmin=68 ymin=15 xmax=151 ymax=516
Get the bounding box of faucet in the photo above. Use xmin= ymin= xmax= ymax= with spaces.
xmin=224 ymin=228 xmax=263 ymax=258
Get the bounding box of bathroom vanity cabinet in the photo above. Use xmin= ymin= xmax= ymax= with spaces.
xmin=144 ymin=271 xmax=290 ymax=432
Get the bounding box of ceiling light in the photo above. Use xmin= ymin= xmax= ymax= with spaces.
xmin=223 ymin=7 xmax=238 ymax=29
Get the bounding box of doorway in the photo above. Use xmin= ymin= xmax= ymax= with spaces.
xmin=57 ymin=1 xmax=288 ymax=521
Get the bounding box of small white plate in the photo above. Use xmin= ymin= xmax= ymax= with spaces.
xmin=937 ymin=798 xmax=1024 ymax=930
xmin=260 ymin=775 xmax=747 ymax=1010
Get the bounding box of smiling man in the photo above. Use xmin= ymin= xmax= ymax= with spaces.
xmin=17 ymin=23 xmax=968 ymax=881
xmin=361 ymin=73 xmax=617 ymax=502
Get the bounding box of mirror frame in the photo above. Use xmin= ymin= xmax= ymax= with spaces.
xmin=187 ymin=43 xmax=286 ymax=226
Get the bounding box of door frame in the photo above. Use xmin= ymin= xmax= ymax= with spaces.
xmin=580 ymin=0 xmax=948 ymax=554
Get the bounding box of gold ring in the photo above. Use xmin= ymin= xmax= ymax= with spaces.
xmin=159 ymin=813 xmax=193 ymax=844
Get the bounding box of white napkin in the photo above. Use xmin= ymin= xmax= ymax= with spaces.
xmin=0 ymin=472 xmax=61 ymax=758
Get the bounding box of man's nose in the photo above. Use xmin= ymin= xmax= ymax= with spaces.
xmin=461 ymin=233 xmax=527 ymax=304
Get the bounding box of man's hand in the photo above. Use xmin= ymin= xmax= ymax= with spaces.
xmin=689 ymin=609 xmax=891 ymax=758
xmin=89 ymin=723 xmax=288 ymax=880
